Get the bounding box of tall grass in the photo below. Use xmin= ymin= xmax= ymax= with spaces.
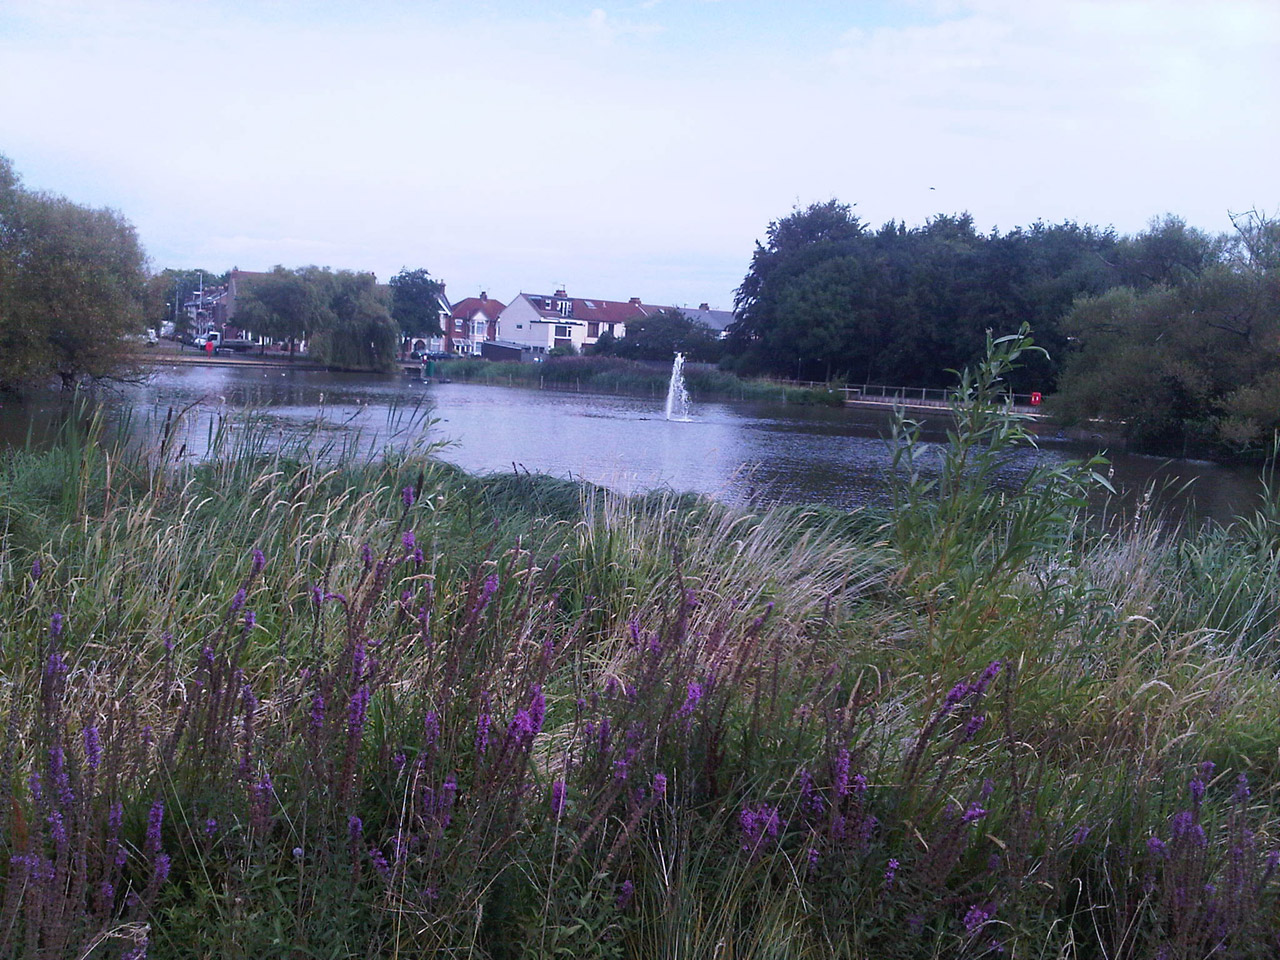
xmin=1 ymin=336 xmax=1279 ymax=957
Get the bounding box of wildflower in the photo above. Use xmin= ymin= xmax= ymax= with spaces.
xmin=145 ymin=800 xmax=165 ymax=855
xmin=47 ymin=810 xmax=67 ymax=845
xmin=402 ymin=485 xmax=415 ymax=507
xmin=833 ymin=747 xmax=851 ymax=798
xmin=402 ymin=530 xmax=416 ymax=553
xmin=204 ymin=818 xmax=218 ymax=837
xmin=251 ymin=548 xmax=266 ymax=574
xmin=392 ymin=751 xmax=406 ymax=771
xmin=81 ymin=725 xmax=102 ymax=771
xmin=361 ymin=543 xmax=373 ymax=568
xmin=1147 ymin=836 xmax=1168 ymax=858
xmin=975 ymin=660 xmax=1003 ymax=692
xmin=963 ymin=903 xmax=993 ymax=935
xmin=739 ymin=803 xmax=782 ymax=852
xmin=853 ymin=773 xmax=868 ymax=796
xmin=348 ymin=815 xmax=364 ymax=843
xmin=963 ymin=714 xmax=986 ymax=740
xmin=162 ymin=631 xmax=175 ymax=653
xmin=807 ymin=846 xmax=820 ymax=873
xmin=292 ymin=846 xmax=305 ymax=859
xmin=230 ymin=587 xmax=246 ymax=613
xmin=617 ymin=879 xmax=635 ymax=910
xmin=628 ymin=617 xmax=641 ymax=644
xmin=31 ymin=557 xmax=41 ymax=579
xmin=308 ymin=692 xmax=325 ymax=733
xmin=423 ymin=711 xmax=439 ymax=749
xmin=243 ymin=610 xmax=256 ymax=631
xmin=412 ymin=546 xmax=424 ymax=564
xmin=1234 ymin=773 xmax=1251 ymax=803
xmin=50 ymin=612 xmax=64 ymax=640
xmin=348 ymin=685 xmax=371 ymax=739
xmin=473 ymin=574 xmax=499 ymax=615
xmin=551 ymin=780 xmax=566 ymax=817
xmin=475 ymin=709 xmax=491 ymax=756
xmin=153 ymin=853 xmax=171 ymax=883
xmin=962 ymin=803 xmax=987 ymax=824
xmin=653 ymin=772 xmax=667 ymax=800
xmin=311 ymin=584 xmax=324 ymax=606
xmin=368 ymin=846 xmax=391 ymax=879
xmin=507 ymin=709 xmax=535 ymax=746
xmin=529 ymin=685 xmax=546 ymax=734
xmin=677 ymin=681 xmax=703 ymax=719
xmin=884 ymin=857 xmax=899 ymax=886
xmin=1072 ymin=824 xmax=1090 ymax=845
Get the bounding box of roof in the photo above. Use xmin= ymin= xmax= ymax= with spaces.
xmin=450 ymin=296 xmax=506 ymax=321
xmin=681 ymin=306 xmax=735 ymax=333
xmin=521 ymin=292 xmax=664 ymax=325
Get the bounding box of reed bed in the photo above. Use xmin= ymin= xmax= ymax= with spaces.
xmin=1 ymin=333 xmax=1278 ymax=958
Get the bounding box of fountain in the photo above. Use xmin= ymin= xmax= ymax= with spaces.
xmin=665 ymin=352 xmax=692 ymax=421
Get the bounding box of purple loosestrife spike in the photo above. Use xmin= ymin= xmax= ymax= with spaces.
xmin=243 ymin=610 xmax=256 ymax=631
xmin=47 ymin=810 xmax=67 ymax=845
xmin=616 ymin=879 xmax=635 ymax=910
xmin=963 ymin=714 xmax=986 ymax=740
xmin=980 ymin=778 xmax=995 ymax=799
xmin=204 ymin=818 xmax=218 ymax=837
xmin=348 ymin=815 xmax=363 ymax=842
xmin=807 ymin=846 xmax=820 ymax=873
xmin=1235 ymin=773 xmax=1251 ymax=803
xmin=475 ymin=710 xmax=491 ymax=756
xmin=653 ymin=772 xmax=667 ymax=800
xmin=853 ymin=773 xmax=868 ymax=796
xmin=942 ymin=681 xmax=971 ymax=712
xmin=1190 ymin=778 xmax=1206 ymax=804
xmin=508 ymin=709 xmax=534 ymax=746
xmin=833 ymin=748 xmax=851 ymax=798
xmin=154 ymin=853 xmax=171 ymax=883
xmin=309 ymin=692 xmax=325 ymax=733
xmin=146 ymin=800 xmax=165 ymax=855
xmin=529 ymin=685 xmax=546 ymax=733
xmin=251 ymin=548 xmax=266 ymax=574
xmin=1147 ymin=836 xmax=1168 ymax=858
xmin=230 ymin=588 xmax=246 ymax=614
xmin=423 ymin=711 xmax=439 ymax=749
xmin=628 ymin=617 xmax=641 ymax=644
xmin=1072 ymin=824 xmax=1090 ymax=845
xmin=369 ymin=846 xmax=391 ymax=879
xmin=413 ymin=546 xmax=424 ymax=565
xmin=402 ymin=530 xmax=416 ymax=553
xmin=31 ymin=557 xmax=41 ymax=579
xmin=402 ymin=485 xmax=415 ymax=506
xmin=50 ymin=611 xmax=63 ymax=639
xmin=551 ymin=780 xmax=566 ymax=817
xmin=677 ymin=681 xmax=703 ymax=718
xmin=84 ymin=726 xmax=102 ymax=771
xmin=45 ymin=650 xmax=68 ymax=679
xmin=311 ymin=584 xmax=324 ymax=606
xmin=361 ymin=543 xmax=373 ymax=568
xmin=348 ymin=685 xmax=371 ymax=739
xmin=162 ymin=632 xmax=174 ymax=653
xmin=1199 ymin=760 xmax=1216 ymax=778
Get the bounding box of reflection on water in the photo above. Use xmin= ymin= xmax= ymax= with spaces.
xmin=0 ymin=365 xmax=1266 ymax=523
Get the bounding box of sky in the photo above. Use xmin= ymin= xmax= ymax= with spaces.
xmin=1 ymin=0 xmax=1276 ymax=310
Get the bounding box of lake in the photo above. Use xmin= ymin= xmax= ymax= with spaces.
xmin=0 ymin=364 xmax=1266 ymax=523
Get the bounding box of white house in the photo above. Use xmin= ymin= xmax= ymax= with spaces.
xmin=496 ymin=289 xmax=664 ymax=355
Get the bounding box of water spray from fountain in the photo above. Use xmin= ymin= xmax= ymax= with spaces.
xmin=665 ymin=352 xmax=692 ymax=421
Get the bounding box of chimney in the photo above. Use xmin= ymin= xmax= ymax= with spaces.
xmin=699 ymin=303 xmax=710 ymax=311
xmin=480 ymin=291 xmax=487 ymax=301
xmin=554 ymin=288 xmax=567 ymax=298
xmin=629 ymin=297 xmax=641 ymax=305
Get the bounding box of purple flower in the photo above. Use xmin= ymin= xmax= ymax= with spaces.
xmin=44 ymin=650 xmax=68 ymax=680
xmin=402 ymin=485 xmax=415 ymax=507
xmin=145 ymin=800 xmax=165 ymax=855
xmin=1072 ymin=824 xmax=1090 ymax=845
xmin=348 ymin=815 xmax=364 ymax=842
xmin=475 ymin=709 xmax=491 ymax=756
xmin=243 ymin=610 xmax=256 ymax=631
xmin=361 ymin=543 xmax=373 ymax=568
xmin=616 ymin=879 xmax=635 ymax=910
xmin=942 ymin=681 xmax=971 ymax=712
xmin=963 ymin=903 xmax=993 ymax=935
xmin=963 ymin=714 xmax=986 ymax=740
xmin=162 ymin=632 xmax=174 ymax=653
xmin=369 ymin=846 xmax=391 ymax=879
xmin=423 ymin=711 xmax=440 ymax=749
xmin=84 ymin=726 xmax=102 ymax=771
xmin=833 ymin=747 xmax=851 ymax=798
xmin=153 ymin=853 xmax=171 ymax=883
xmin=677 ymin=681 xmax=703 ymax=719
xmin=412 ymin=546 xmax=424 ymax=565
xmin=47 ymin=810 xmax=67 ymax=845
xmin=402 ymin=530 xmax=416 ymax=553
xmin=473 ymin=574 xmax=499 ymax=616
xmin=551 ymin=779 xmax=566 ymax=817
xmin=309 ymin=692 xmax=325 ymax=733
xmin=204 ymin=818 xmax=218 ymax=837
xmin=230 ymin=587 xmax=246 ymax=613
xmin=348 ymin=685 xmax=371 ymax=738
xmin=1147 ymin=836 xmax=1168 ymax=858
xmin=529 ymin=685 xmax=546 ymax=734
xmin=739 ymin=803 xmax=782 ymax=852
xmin=251 ymin=548 xmax=266 ymax=574
xmin=884 ymin=857 xmax=899 ymax=886
xmin=311 ymin=584 xmax=324 ymax=606
xmin=507 ymin=709 xmax=534 ymax=746
xmin=1235 ymin=773 xmax=1251 ymax=803
xmin=653 ymin=772 xmax=667 ymax=800
xmin=49 ymin=612 xmax=64 ymax=640
xmin=962 ymin=803 xmax=987 ymax=824
xmin=31 ymin=557 xmax=41 ymax=580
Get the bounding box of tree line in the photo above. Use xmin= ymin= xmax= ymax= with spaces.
xmin=717 ymin=200 xmax=1279 ymax=454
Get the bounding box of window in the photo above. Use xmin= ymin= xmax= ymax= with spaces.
xmin=554 ymin=325 xmax=571 ymax=338
xmin=588 ymin=322 xmax=599 ymax=337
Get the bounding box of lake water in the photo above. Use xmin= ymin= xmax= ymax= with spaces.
xmin=0 ymin=365 xmax=1266 ymax=523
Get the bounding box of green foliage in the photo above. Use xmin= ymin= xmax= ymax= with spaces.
xmin=388 ymin=266 xmax=445 ymax=336
xmin=1054 ymin=212 xmax=1280 ymax=453
xmin=601 ymin=307 xmax=722 ymax=363
xmin=231 ymin=265 xmax=329 ymax=350
xmin=0 ymin=154 xmax=149 ymax=390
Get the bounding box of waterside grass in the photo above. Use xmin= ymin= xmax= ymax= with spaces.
xmin=1 ymin=334 xmax=1279 ymax=958
xmin=439 ymin=355 xmax=846 ymax=406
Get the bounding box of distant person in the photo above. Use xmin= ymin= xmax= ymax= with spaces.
xmin=206 ymin=339 xmax=214 ymax=356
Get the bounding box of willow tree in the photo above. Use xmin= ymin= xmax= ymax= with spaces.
xmin=0 ymin=155 xmax=148 ymax=390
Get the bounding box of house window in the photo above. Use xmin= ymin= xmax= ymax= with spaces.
xmin=588 ymin=322 xmax=599 ymax=338
xmin=454 ymin=319 xmax=463 ymax=331
xmin=516 ymin=324 xmax=523 ymax=329
xmin=554 ymin=325 xmax=571 ymax=339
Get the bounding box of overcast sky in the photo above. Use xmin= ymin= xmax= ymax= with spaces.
xmin=2 ymin=0 xmax=1276 ymax=309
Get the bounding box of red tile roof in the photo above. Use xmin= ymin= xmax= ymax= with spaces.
xmin=450 ymin=296 xmax=506 ymax=321
xmin=524 ymin=293 xmax=664 ymax=325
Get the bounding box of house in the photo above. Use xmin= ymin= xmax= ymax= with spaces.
xmin=399 ymin=286 xmax=453 ymax=357
xmin=444 ymin=293 xmax=506 ymax=356
xmin=496 ymin=289 xmax=665 ymax=355
xmin=681 ymin=303 xmax=735 ymax=339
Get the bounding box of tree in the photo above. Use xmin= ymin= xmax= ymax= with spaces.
xmin=609 ymin=308 xmax=722 ymax=362
xmin=0 ymin=155 xmax=148 ymax=390
xmin=233 ymin=266 xmax=329 ymax=355
xmin=389 ymin=268 xmax=445 ymax=338
xmin=308 ymin=270 xmax=399 ymax=371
